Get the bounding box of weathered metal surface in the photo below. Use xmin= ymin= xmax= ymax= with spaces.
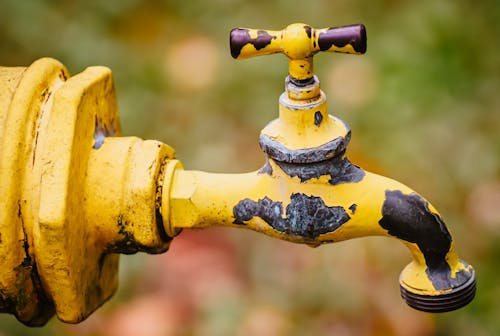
xmin=35 ymin=65 xmax=176 ymax=322
xmin=272 ymin=156 xmax=365 ymax=185
xmin=0 ymin=59 xmax=176 ymax=325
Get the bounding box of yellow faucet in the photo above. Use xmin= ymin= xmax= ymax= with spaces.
xmin=0 ymin=23 xmax=475 ymax=326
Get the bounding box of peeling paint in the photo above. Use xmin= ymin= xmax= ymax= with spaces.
xmin=318 ymin=24 xmax=366 ymax=54
xmin=314 ymin=111 xmax=323 ymax=126
xmin=233 ymin=193 xmax=350 ymax=239
xmin=274 ymin=157 xmax=365 ymax=185
xmin=259 ymin=132 xmax=350 ymax=164
xmin=349 ymin=204 xmax=357 ymax=214
xmin=257 ymin=160 xmax=273 ymax=176
xmin=230 ymin=29 xmax=276 ymax=59
xmin=379 ymin=190 xmax=466 ymax=290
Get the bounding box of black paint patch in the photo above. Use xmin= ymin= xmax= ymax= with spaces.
xmin=233 ymin=193 xmax=350 ymax=240
xmin=304 ymin=25 xmax=312 ymax=38
xmin=314 ymin=111 xmax=323 ymax=126
xmin=114 ymin=215 xmax=141 ymax=254
xmin=259 ymin=132 xmax=351 ymax=163
xmin=111 ymin=215 xmax=170 ymax=254
xmin=15 ymin=202 xmax=56 ymax=325
xmin=258 ymin=160 xmax=273 ymax=176
xmin=17 ymin=202 xmax=32 ymax=268
xmin=379 ymin=190 xmax=463 ymax=290
xmin=274 ymin=157 xmax=365 ymax=185
xmin=318 ymin=24 xmax=367 ymax=54
xmin=349 ymin=204 xmax=357 ymax=214
xmin=230 ymin=28 xmax=276 ymax=58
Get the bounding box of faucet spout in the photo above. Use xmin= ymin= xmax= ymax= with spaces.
xmin=163 ymin=156 xmax=475 ymax=312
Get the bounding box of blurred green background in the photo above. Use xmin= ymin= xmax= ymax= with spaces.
xmin=1 ymin=0 xmax=499 ymax=335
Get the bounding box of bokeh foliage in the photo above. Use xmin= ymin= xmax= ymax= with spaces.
xmin=1 ymin=0 xmax=499 ymax=335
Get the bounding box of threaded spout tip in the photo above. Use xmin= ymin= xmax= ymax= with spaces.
xmin=400 ymin=269 xmax=476 ymax=313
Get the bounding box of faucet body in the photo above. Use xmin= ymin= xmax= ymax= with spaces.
xmin=164 ymin=73 xmax=475 ymax=313
xmin=0 ymin=23 xmax=475 ymax=327
xmin=168 ymin=157 xmax=474 ymax=294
